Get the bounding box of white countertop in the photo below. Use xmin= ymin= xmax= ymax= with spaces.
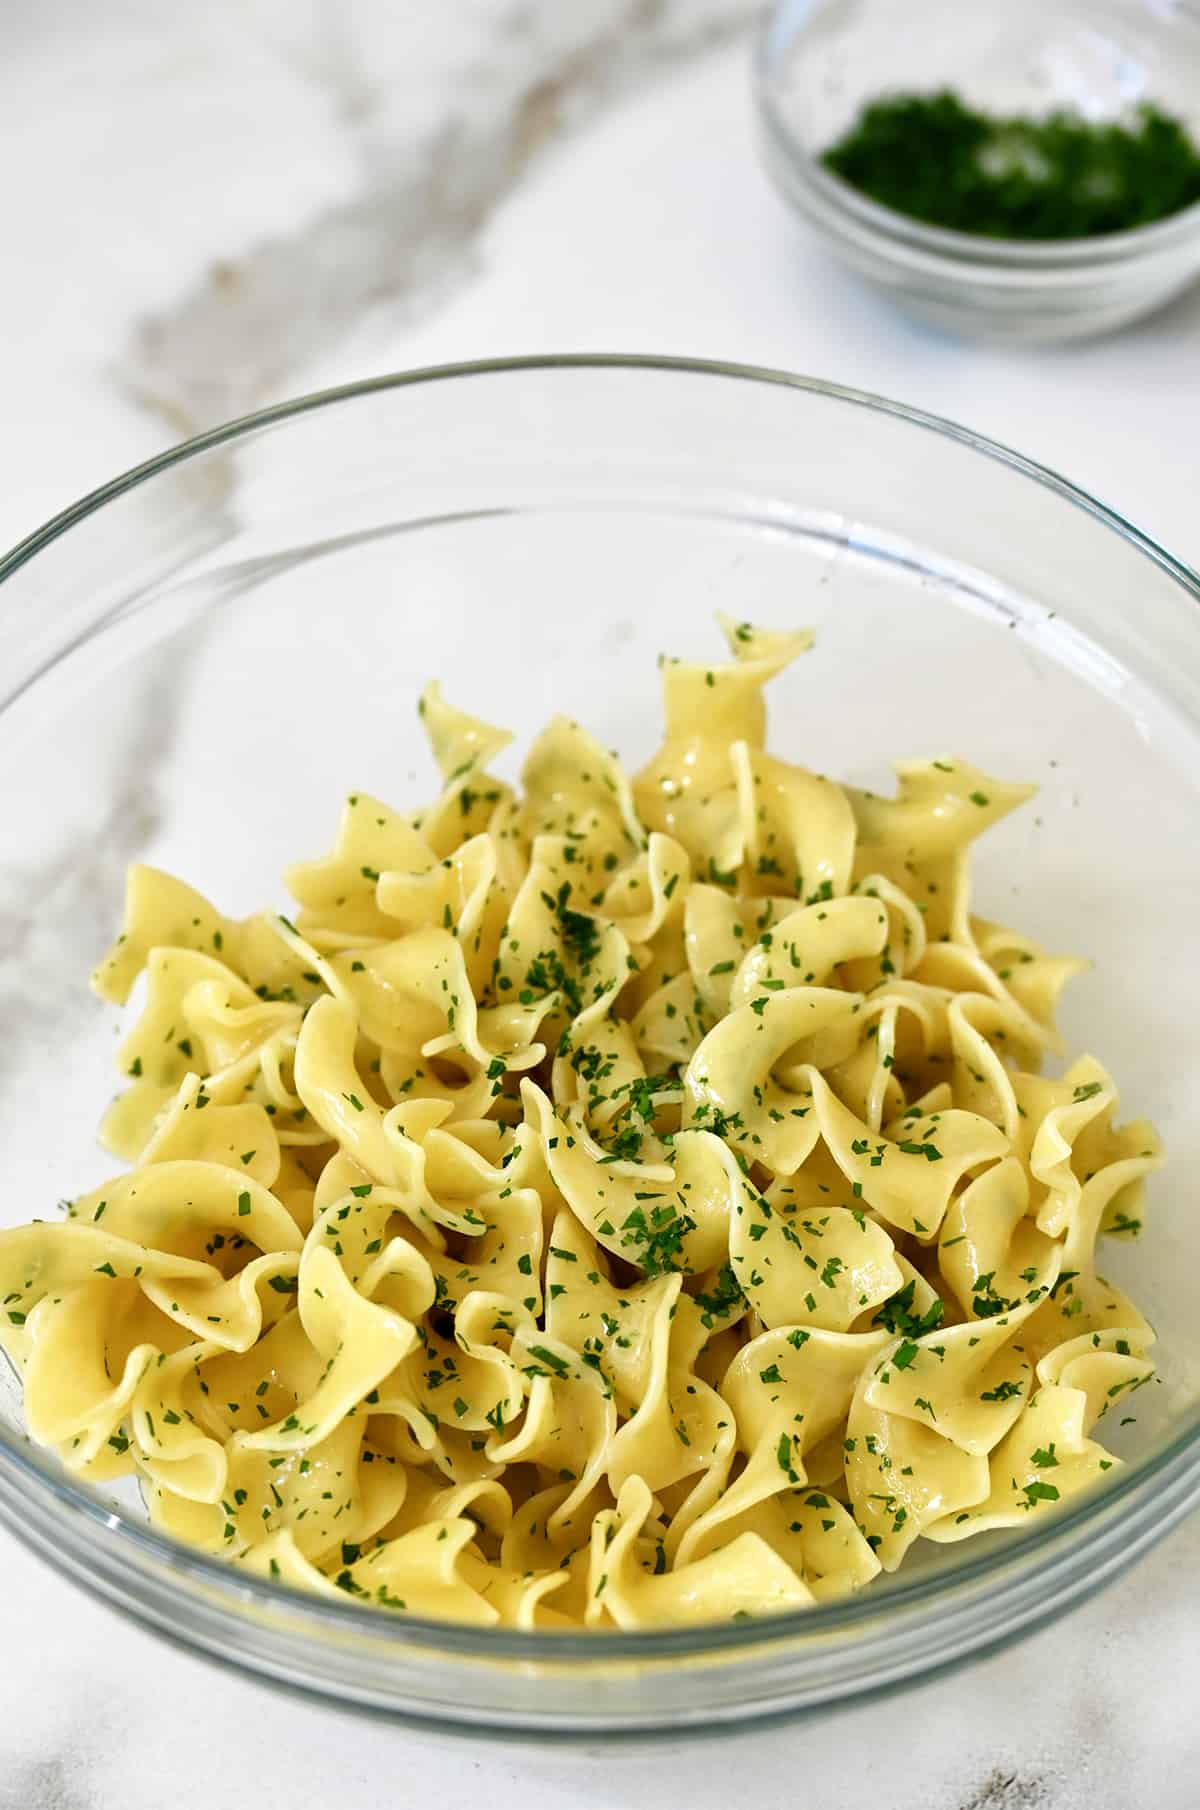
xmin=3 ymin=6 xmax=1199 ymax=1806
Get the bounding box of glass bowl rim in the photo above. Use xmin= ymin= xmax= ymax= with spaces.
xmin=2 ymin=350 xmax=1199 ymax=1664
xmin=754 ymin=0 xmax=1200 ymax=270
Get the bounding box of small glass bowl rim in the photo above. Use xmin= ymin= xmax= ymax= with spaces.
xmin=1 ymin=352 xmax=1199 ymax=1668
xmin=755 ymin=0 xmax=1200 ymax=276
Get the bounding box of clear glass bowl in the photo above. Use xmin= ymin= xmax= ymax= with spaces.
xmin=756 ymin=0 xmax=1200 ymax=342
xmin=2 ymin=355 xmax=1199 ymax=1735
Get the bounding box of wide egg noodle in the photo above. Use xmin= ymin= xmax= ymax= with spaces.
xmin=0 ymin=618 xmax=1163 ymax=1627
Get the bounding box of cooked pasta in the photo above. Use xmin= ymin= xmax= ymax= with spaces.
xmin=0 ymin=620 xmax=1161 ymax=1628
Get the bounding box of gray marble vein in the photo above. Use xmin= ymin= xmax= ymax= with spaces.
xmin=0 ymin=1747 xmax=98 ymax=1810
xmin=0 ymin=641 xmax=187 ymax=1089
xmin=119 ymin=0 xmax=756 ymax=435
xmin=958 ymin=1772 xmax=1054 ymax=1810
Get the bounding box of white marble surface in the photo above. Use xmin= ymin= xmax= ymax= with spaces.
xmin=3 ymin=4 xmax=1200 ymax=1806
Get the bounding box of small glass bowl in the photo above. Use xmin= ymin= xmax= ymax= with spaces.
xmin=2 ymin=356 xmax=1200 ymax=1734
xmin=756 ymin=0 xmax=1200 ymax=341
